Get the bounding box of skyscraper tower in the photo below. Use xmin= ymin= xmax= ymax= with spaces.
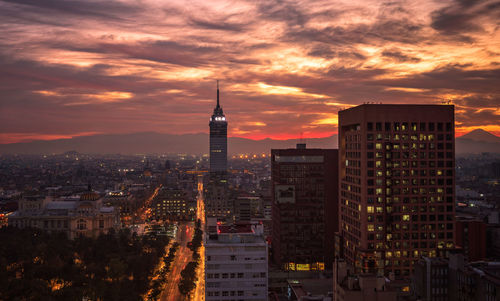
xmin=338 ymin=104 xmax=455 ymax=279
xmin=209 ymin=81 xmax=227 ymax=174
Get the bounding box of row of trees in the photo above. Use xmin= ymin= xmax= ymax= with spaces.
xmin=178 ymin=219 xmax=203 ymax=296
xmin=0 ymin=227 xmax=170 ymax=301
xmin=147 ymin=242 xmax=179 ymax=300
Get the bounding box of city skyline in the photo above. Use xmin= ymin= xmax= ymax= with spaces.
xmin=1 ymin=0 xmax=499 ymax=144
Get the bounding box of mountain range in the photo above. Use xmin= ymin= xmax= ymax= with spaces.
xmin=0 ymin=129 xmax=498 ymax=155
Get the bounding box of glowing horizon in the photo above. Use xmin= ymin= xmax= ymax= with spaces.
xmin=0 ymin=0 xmax=499 ymax=144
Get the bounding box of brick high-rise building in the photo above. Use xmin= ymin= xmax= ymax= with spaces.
xmin=338 ymin=104 xmax=455 ymax=279
xmin=271 ymin=144 xmax=338 ymax=270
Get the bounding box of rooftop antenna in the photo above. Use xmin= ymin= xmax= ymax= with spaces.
xmin=216 ymin=80 xmax=220 ymax=108
xmin=297 ymin=132 xmax=306 ymax=149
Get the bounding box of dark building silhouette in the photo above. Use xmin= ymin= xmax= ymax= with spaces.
xmin=209 ymin=81 xmax=227 ymax=175
xmin=338 ymin=104 xmax=456 ymax=279
xmin=271 ymin=144 xmax=338 ymax=270
xmin=456 ymin=217 xmax=487 ymax=262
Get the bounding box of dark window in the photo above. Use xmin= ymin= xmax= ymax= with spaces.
xmin=385 ymin=123 xmax=391 ymax=131
xmin=437 ymin=122 xmax=443 ymax=131
xmin=367 ymin=122 xmax=373 ymax=131
xmin=429 ymin=123 xmax=435 ymax=131
xmin=376 ymin=122 xmax=382 ymax=131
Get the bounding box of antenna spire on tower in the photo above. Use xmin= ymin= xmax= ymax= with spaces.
xmin=216 ymin=80 xmax=220 ymax=108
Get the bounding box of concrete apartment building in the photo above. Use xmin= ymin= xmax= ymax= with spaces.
xmin=205 ymin=218 xmax=268 ymax=301
xmin=338 ymin=104 xmax=456 ymax=278
xmin=271 ymin=144 xmax=338 ymax=271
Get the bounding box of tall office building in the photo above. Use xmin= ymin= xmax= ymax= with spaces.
xmin=209 ymin=82 xmax=227 ymax=175
xmin=206 ymin=82 xmax=231 ymax=221
xmin=338 ymin=104 xmax=455 ymax=279
xmin=271 ymin=144 xmax=338 ymax=270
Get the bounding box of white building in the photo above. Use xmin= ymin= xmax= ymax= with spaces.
xmin=205 ymin=218 xmax=268 ymax=301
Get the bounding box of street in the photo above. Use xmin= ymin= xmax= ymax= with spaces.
xmin=160 ymin=175 xmax=205 ymax=301
xmin=160 ymin=221 xmax=194 ymax=301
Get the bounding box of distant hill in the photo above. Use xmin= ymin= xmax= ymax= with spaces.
xmin=458 ymin=129 xmax=500 ymax=143
xmin=0 ymin=132 xmax=338 ymax=155
xmin=456 ymin=129 xmax=500 ymax=154
xmin=0 ymin=129 xmax=498 ymax=155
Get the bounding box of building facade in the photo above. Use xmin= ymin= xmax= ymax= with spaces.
xmin=455 ymin=217 xmax=487 ymax=262
xmin=151 ymin=187 xmax=194 ymax=221
xmin=209 ymin=82 xmax=228 ymax=175
xmin=204 ymin=179 xmax=233 ymax=221
xmin=205 ymin=219 xmax=268 ymax=301
xmin=8 ymin=192 xmax=120 ymax=239
xmin=271 ymin=144 xmax=338 ymax=270
xmin=338 ymin=104 xmax=456 ymax=278
xmin=413 ymin=253 xmax=500 ymax=301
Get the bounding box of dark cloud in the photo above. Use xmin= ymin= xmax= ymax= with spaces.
xmin=284 ymin=17 xmax=423 ymax=46
xmin=188 ymin=17 xmax=249 ymax=32
xmin=257 ymin=0 xmax=309 ymax=27
xmin=0 ymin=0 xmax=140 ymax=21
xmin=452 ymin=95 xmax=499 ymax=108
xmin=308 ymin=45 xmax=366 ymax=61
xmin=308 ymin=45 xmax=335 ymax=59
xmin=375 ymin=65 xmax=500 ymax=94
xmin=456 ymin=107 xmax=500 ymax=127
xmin=431 ymin=0 xmax=500 ymax=37
xmin=381 ymin=49 xmax=421 ymax=63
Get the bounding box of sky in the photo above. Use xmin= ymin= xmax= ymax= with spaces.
xmin=0 ymin=0 xmax=499 ymax=144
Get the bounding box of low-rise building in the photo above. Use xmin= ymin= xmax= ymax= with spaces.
xmin=205 ymin=218 xmax=268 ymax=301
xmin=412 ymin=253 xmax=500 ymax=301
xmin=333 ymin=259 xmax=400 ymax=301
xmin=7 ymin=191 xmax=120 ymax=239
xmin=151 ymin=187 xmax=194 ymax=221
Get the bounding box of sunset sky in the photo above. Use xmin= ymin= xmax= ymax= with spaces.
xmin=0 ymin=0 xmax=499 ymax=144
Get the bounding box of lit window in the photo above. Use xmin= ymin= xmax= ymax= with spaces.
xmin=367 ymin=206 xmax=374 ymax=213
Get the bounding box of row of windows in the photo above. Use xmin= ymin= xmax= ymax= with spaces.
xmin=367 ymin=240 xmax=454 ymax=250
xmin=207 ymin=273 xmax=246 ymax=279
xmin=367 ymin=205 xmax=454 ymax=214
xmin=367 ymin=133 xmax=453 ymax=142
xmin=368 ymin=178 xmax=453 ymax=186
xmin=368 ymin=229 xmax=454 ymax=241
xmin=365 ymin=196 xmax=454 ymax=204
xmin=367 ymin=187 xmax=453 ymax=197
xmin=367 ymin=223 xmax=454 ymax=232
xmin=207 ymin=290 xmax=244 ymax=297
xmin=367 ymin=122 xmax=452 ymax=132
